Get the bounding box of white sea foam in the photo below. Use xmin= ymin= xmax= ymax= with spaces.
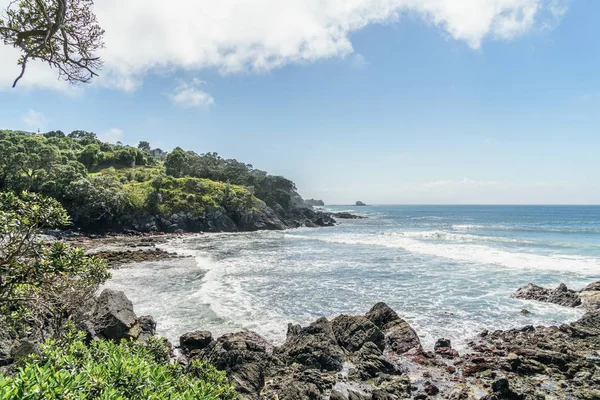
xmin=287 ymin=232 xmax=600 ymax=276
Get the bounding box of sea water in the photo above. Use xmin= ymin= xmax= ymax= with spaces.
xmin=106 ymin=205 xmax=600 ymax=350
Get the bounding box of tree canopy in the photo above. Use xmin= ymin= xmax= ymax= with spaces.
xmin=0 ymin=0 xmax=104 ymax=87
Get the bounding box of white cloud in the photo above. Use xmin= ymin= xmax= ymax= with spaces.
xmin=21 ymin=109 xmax=47 ymax=130
xmin=0 ymin=0 xmax=568 ymax=91
xmin=168 ymin=80 xmax=215 ymax=109
xmin=99 ymin=128 xmax=124 ymax=143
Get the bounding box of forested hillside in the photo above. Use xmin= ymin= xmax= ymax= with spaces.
xmin=0 ymin=130 xmax=333 ymax=232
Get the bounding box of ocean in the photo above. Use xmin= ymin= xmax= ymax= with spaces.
xmin=106 ymin=205 xmax=600 ymax=350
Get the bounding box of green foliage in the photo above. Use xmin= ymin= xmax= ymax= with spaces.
xmin=0 ymin=331 xmax=238 ymax=399
xmin=0 ymin=129 xmax=303 ymax=231
xmin=0 ymin=191 xmax=109 ymax=335
xmin=0 ymin=0 xmax=104 ymax=87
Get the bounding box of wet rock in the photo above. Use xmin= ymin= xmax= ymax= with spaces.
xmin=384 ymin=319 xmax=422 ymax=354
xmin=580 ymin=281 xmax=600 ymax=311
xmin=330 ymin=390 xmax=348 ymax=400
xmin=434 ymin=338 xmax=459 ymax=359
xmin=180 ymin=330 xmax=213 ymax=353
xmin=332 ymin=212 xmax=366 ymax=220
xmin=137 ymin=315 xmax=156 ymax=341
xmin=365 ymin=302 xmax=401 ymax=329
xmin=93 ymin=289 xmax=141 ymax=341
xmin=512 ymin=282 xmax=582 ymax=308
xmin=331 ymin=315 xmax=384 ymax=352
xmin=262 ymin=369 xmax=336 ymax=400
xmin=195 ymin=331 xmax=275 ymax=395
xmin=349 ymin=342 xmax=398 ymax=380
xmin=276 ymin=318 xmax=344 ymax=372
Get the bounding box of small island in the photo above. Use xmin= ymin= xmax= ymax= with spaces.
xmin=355 ymin=201 xmax=367 ymax=206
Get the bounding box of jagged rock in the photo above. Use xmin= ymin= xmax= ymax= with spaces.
xmin=349 ymin=341 xmax=399 ymax=380
xmin=180 ymin=330 xmax=213 ymax=353
xmin=365 ymin=302 xmax=401 ymax=329
xmin=262 ymin=369 xmax=336 ymax=400
xmin=364 ymin=303 xmax=421 ymax=354
xmin=93 ymin=289 xmax=141 ymax=341
xmin=434 ymin=338 xmax=459 ymax=359
xmin=330 ymin=390 xmax=348 ymax=400
xmin=194 ymin=331 xmax=275 ymax=395
xmin=137 ymin=315 xmax=156 ymax=341
xmin=512 ymin=282 xmax=582 ymax=307
xmin=276 ymin=318 xmax=344 ymax=372
xmin=331 ymin=315 xmax=384 ymax=352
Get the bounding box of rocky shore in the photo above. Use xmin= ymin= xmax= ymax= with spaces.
xmin=512 ymin=281 xmax=600 ymax=312
xmin=16 ymin=281 xmax=594 ymax=400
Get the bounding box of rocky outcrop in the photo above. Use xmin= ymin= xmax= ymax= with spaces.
xmin=512 ymin=281 xmax=600 ymax=310
xmin=332 ymin=212 xmax=366 ymax=220
xmin=92 ymin=289 xmax=141 ymax=341
xmin=331 ymin=315 xmax=384 ymax=352
xmin=179 ymin=330 xmax=213 ymax=354
xmin=366 ymin=302 xmax=422 ymax=354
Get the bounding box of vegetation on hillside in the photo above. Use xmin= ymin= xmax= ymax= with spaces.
xmin=0 ymin=192 xmax=237 ymax=399
xmin=0 ymin=129 xmax=305 ymax=231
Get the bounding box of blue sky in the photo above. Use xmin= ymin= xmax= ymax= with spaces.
xmin=1 ymin=0 xmax=598 ymax=204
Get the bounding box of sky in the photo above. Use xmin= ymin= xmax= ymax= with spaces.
xmin=0 ymin=0 xmax=599 ymax=205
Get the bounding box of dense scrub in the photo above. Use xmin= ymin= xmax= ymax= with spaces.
xmin=0 ymin=331 xmax=237 ymax=399
xmin=0 ymin=192 xmax=237 ymax=399
xmin=0 ymin=130 xmax=307 ymax=231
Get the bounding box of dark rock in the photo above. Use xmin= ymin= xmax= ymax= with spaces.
xmin=195 ymin=331 xmax=275 ymax=395
xmin=332 ymin=212 xmax=365 ymax=220
xmin=384 ymin=319 xmax=422 ymax=354
xmin=330 ymin=390 xmax=348 ymax=400
xmin=262 ymin=369 xmax=336 ymax=400
xmin=424 ymin=383 xmax=440 ymax=396
xmin=10 ymin=340 xmax=38 ymax=362
xmin=492 ymin=378 xmax=510 ymax=394
xmin=93 ymin=289 xmax=140 ymax=341
xmin=434 ymin=338 xmax=459 ymax=359
xmin=349 ymin=341 xmax=399 ymax=380
xmin=331 ymin=315 xmax=384 ymax=352
xmin=365 ymin=302 xmax=401 ymax=329
xmin=180 ymin=330 xmax=213 ymax=353
xmin=276 ymin=317 xmax=344 ymax=371
xmin=137 ymin=315 xmax=156 ymax=341
xmin=347 ymin=390 xmax=371 ymax=400
xmin=512 ymin=282 xmax=582 ymax=307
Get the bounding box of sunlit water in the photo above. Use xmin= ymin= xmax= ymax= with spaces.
xmin=105 ymin=205 xmax=600 ymax=350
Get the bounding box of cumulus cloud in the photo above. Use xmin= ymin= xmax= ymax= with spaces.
xmin=22 ymin=109 xmax=47 ymax=130
xmin=0 ymin=0 xmax=567 ymax=91
xmin=168 ymin=80 xmax=215 ymax=109
xmin=99 ymin=128 xmax=124 ymax=143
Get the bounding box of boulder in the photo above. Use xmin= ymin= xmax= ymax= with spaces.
xmin=276 ymin=317 xmax=344 ymax=371
xmin=331 ymin=315 xmax=384 ymax=352
xmin=434 ymin=338 xmax=459 ymax=359
xmin=137 ymin=315 xmax=156 ymax=341
xmin=195 ymin=331 xmax=275 ymax=395
xmin=93 ymin=289 xmax=141 ymax=341
xmin=180 ymin=330 xmax=213 ymax=353
xmin=580 ymin=281 xmax=600 ymax=311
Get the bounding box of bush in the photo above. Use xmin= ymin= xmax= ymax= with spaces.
xmin=0 ymin=331 xmax=238 ymax=399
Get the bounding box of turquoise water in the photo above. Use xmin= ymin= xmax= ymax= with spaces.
xmin=107 ymin=205 xmax=600 ymax=350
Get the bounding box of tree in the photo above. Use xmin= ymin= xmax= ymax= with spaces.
xmin=0 ymin=0 xmax=104 ymax=87
xmin=137 ymin=141 xmax=151 ymax=152
xmin=165 ymin=147 xmax=188 ymax=178
xmin=68 ymin=130 xmax=96 ymax=140
xmin=0 ymin=191 xmax=109 ymax=336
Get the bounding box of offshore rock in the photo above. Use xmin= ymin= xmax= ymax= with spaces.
xmin=512 ymin=282 xmax=582 ymax=307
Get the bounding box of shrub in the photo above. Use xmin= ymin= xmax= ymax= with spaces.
xmin=0 ymin=331 xmax=238 ymax=399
